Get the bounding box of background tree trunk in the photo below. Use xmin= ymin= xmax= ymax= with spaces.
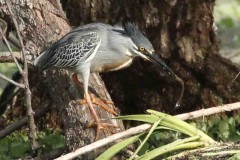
xmin=1 ymin=0 xmax=240 ymax=159
xmin=64 ymin=0 xmax=240 ymax=115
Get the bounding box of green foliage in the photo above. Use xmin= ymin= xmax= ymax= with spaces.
xmin=128 ymin=118 xmax=162 ymax=160
xmin=215 ymin=0 xmax=240 ymax=25
xmin=97 ymin=110 xmax=214 ymax=160
xmin=96 ymin=134 xmax=144 ymax=160
xmin=138 ymin=137 xmax=205 ymax=160
xmin=0 ymin=130 xmax=65 ymax=159
xmin=98 ymin=112 xmax=240 ymax=159
xmin=0 ymin=63 xmax=17 ymax=77
xmin=0 ymin=63 xmax=17 ymax=94
xmin=0 ymin=131 xmax=30 ymax=159
xmin=220 ymin=17 xmax=235 ymax=28
xmin=116 ymin=110 xmax=214 ymax=143
xmin=229 ymin=152 xmax=240 ymax=160
xmin=37 ymin=130 xmax=65 ymax=153
xmin=214 ymin=0 xmax=240 ymax=62
xmin=191 ymin=115 xmax=240 ymax=142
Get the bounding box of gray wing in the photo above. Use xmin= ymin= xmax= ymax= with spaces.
xmin=48 ymin=32 xmax=100 ymax=68
xmin=34 ymin=29 xmax=101 ymax=70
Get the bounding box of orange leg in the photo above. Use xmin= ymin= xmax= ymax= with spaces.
xmin=72 ymin=73 xmax=118 ymax=140
xmin=79 ymin=94 xmax=118 ymax=116
xmin=72 ymin=73 xmax=119 ymax=116
xmin=84 ymin=92 xmax=103 ymax=140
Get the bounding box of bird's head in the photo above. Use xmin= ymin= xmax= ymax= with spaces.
xmin=123 ymin=23 xmax=175 ymax=76
xmin=123 ymin=23 xmax=185 ymax=108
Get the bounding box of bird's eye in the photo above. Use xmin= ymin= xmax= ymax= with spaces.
xmin=139 ymin=47 xmax=145 ymax=51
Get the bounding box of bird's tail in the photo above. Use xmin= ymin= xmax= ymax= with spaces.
xmin=33 ymin=51 xmax=49 ymax=70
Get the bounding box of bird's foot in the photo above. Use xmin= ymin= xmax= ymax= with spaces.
xmin=87 ymin=121 xmax=119 ymax=141
xmin=77 ymin=92 xmax=120 ymax=140
xmin=79 ymin=94 xmax=119 ymax=116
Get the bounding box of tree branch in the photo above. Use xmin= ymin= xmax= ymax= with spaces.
xmin=0 ymin=72 xmax=25 ymax=88
xmin=176 ymin=102 xmax=240 ymax=120
xmin=0 ymin=51 xmax=33 ymax=64
xmin=0 ymin=27 xmax=23 ymax=73
xmin=54 ymin=124 xmax=151 ymax=160
xmin=0 ymin=51 xmax=22 ymax=63
xmin=55 ymin=101 xmax=240 ymax=160
xmin=231 ymin=72 xmax=240 ymax=84
xmin=6 ymin=2 xmax=38 ymax=150
xmin=0 ymin=106 xmax=49 ymax=139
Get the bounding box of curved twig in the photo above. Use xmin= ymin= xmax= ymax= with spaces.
xmin=6 ymin=2 xmax=38 ymax=150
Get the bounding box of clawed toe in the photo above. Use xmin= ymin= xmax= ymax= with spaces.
xmin=87 ymin=121 xmax=119 ymax=140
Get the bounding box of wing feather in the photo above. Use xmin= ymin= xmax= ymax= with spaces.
xmin=49 ymin=32 xmax=100 ymax=68
xmin=35 ymin=28 xmax=101 ymax=70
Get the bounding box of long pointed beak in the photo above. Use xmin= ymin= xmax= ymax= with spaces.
xmin=146 ymin=52 xmax=185 ymax=108
xmin=146 ymin=53 xmax=175 ymax=76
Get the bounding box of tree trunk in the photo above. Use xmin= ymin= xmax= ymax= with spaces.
xmin=1 ymin=0 xmax=240 ymax=159
xmin=64 ymin=0 xmax=240 ymax=115
xmin=0 ymin=0 xmax=124 ymax=159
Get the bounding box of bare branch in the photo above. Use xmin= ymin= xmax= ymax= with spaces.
xmin=0 ymin=18 xmax=7 ymax=38
xmin=231 ymin=72 xmax=240 ymax=84
xmin=0 ymin=51 xmax=22 ymax=63
xmin=54 ymin=124 xmax=151 ymax=160
xmin=0 ymin=51 xmax=33 ymax=64
xmin=0 ymin=72 xmax=25 ymax=88
xmin=55 ymin=101 xmax=240 ymax=160
xmin=176 ymin=102 xmax=240 ymax=120
xmin=0 ymin=87 xmax=20 ymax=114
xmin=6 ymin=2 xmax=38 ymax=150
xmin=0 ymin=27 xmax=23 ymax=73
xmin=8 ymin=31 xmax=21 ymax=49
xmin=0 ymin=106 xmax=49 ymax=139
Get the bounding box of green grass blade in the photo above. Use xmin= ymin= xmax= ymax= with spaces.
xmin=147 ymin=110 xmax=215 ymax=144
xmin=96 ymin=134 xmax=143 ymax=160
xmin=228 ymin=152 xmax=240 ymax=160
xmin=138 ymin=138 xmax=205 ymax=160
xmin=118 ymin=111 xmax=214 ymax=144
xmin=96 ymin=125 xmax=175 ymax=160
xmin=129 ymin=118 xmax=162 ymax=160
xmin=115 ymin=115 xmax=159 ymax=124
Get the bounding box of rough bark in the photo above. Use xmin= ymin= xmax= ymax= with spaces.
xmin=0 ymin=0 xmax=124 ymax=159
xmin=1 ymin=0 xmax=240 ymax=159
xmin=64 ymin=0 xmax=240 ymax=115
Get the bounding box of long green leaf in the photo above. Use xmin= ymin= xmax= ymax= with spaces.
xmin=147 ymin=110 xmax=215 ymax=144
xmin=115 ymin=115 xmax=159 ymax=124
xmin=96 ymin=125 xmax=176 ymax=160
xmin=129 ymin=118 xmax=162 ymax=160
xmin=138 ymin=137 xmax=205 ymax=160
xmin=96 ymin=134 xmax=143 ymax=160
xmin=117 ymin=111 xmax=214 ymax=144
xmin=228 ymin=152 xmax=240 ymax=160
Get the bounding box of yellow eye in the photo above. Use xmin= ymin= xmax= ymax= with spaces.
xmin=139 ymin=47 xmax=145 ymax=51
